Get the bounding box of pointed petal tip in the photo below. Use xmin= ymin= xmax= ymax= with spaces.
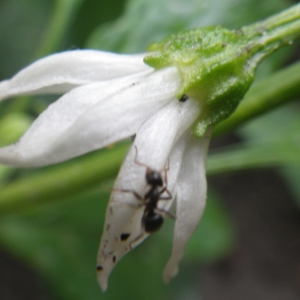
xmin=163 ymin=261 xmax=179 ymax=284
xmin=97 ymin=268 xmax=108 ymax=292
xmin=99 ymin=279 xmax=108 ymax=292
xmin=0 ymin=49 xmax=153 ymax=101
xmin=0 ymin=145 xmax=21 ymax=167
xmin=0 ymin=80 xmax=10 ymax=102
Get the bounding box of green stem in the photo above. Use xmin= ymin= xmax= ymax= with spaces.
xmin=243 ymin=4 xmax=300 ymax=33
xmin=0 ymin=144 xmax=129 ymax=215
xmin=241 ymin=4 xmax=300 ymax=64
xmin=207 ymin=144 xmax=300 ymax=176
xmin=5 ymin=0 xmax=83 ymax=115
xmin=212 ymin=60 xmax=300 ymax=137
xmin=34 ymin=0 xmax=84 ymax=58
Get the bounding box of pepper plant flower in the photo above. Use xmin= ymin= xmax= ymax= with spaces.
xmin=0 ymin=4 xmax=299 ymax=290
xmin=0 ymin=49 xmax=210 ymax=290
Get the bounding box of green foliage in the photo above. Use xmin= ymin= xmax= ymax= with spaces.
xmin=237 ymin=104 xmax=300 ymax=208
xmin=0 ymin=145 xmax=128 ymax=215
xmin=0 ymin=0 xmax=51 ymax=77
xmin=0 ymin=113 xmax=33 ymax=147
xmin=87 ymin=0 xmax=290 ymax=53
xmin=0 ymin=0 xmax=299 ymax=299
xmin=88 ymin=0 xmax=296 ymax=137
xmin=185 ymin=191 xmax=236 ymax=263
xmin=0 ymin=182 xmax=235 ymax=300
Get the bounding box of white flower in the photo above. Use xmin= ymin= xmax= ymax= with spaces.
xmin=0 ymin=49 xmax=210 ymax=290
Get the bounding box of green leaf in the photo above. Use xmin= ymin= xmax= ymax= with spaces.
xmin=238 ymin=101 xmax=300 ymax=144
xmin=88 ymin=1 xmax=298 ymax=137
xmin=213 ymin=60 xmax=300 ymax=137
xmin=0 ymin=187 xmax=108 ymax=300
xmin=208 ymin=142 xmax=300 ymax=175
xmin=185 ymin=190 xmax=236 ymax=263
xmin=0 ymin=113 xmax=33 ymax=147
xmin=72 ymin=0 xmax=125 ymax=47
xmin=0 ymin=0 xmax=51 ymax=77
xmin=34 ymin=0 xmax=87 ymax=58
xmin=0 ymin=143 xmax=129 ymax=215
xmin=207 ymin=103 xmax=300 ymax=175
xmin=280 ymin=166 xmax=300 ymax=208
xmin=87 ymin=0 xmax=290 ymax=54
xmin=237 ymin=103 xmax=300 ymax=208
xmin=0 ymin=182 xmax=236 ymax=299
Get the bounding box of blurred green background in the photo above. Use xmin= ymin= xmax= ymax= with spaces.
xmin=0 ymin=0 xmax=300 ymax=299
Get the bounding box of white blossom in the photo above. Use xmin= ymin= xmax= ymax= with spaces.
xmin=0 ymin=49 xmax=210 ymax=290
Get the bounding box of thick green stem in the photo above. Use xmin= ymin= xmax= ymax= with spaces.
xmin=34 ymin=0 xmax=84 ymax=58
xmin=146 ymin=3 xmax=300 ymax=137
xmin=213 ymin=60 xmax=300 ymax=136
xmin=207 ymin=144 xmax=300 ymax=176
xmin=5 ymin=0 xmax=84 ymax=115
xmin=243 ymin=4 xmax=300 ymax=33
xmin=0 ymin=144 xmax=129 ymax=215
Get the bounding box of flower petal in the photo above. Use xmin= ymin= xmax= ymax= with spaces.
xmin=163 ymin=131 xmax=211 ymax=283
xmin=0 ymin=50 xmax=152 ymax=101
xmin=96 ymin=98 xmax=201 ymax=291
xmin=0 ymin=67 xmax=180 ymax=167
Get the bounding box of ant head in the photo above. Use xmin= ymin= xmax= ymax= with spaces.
xmin=146 ymin=169 xmax=163 ymax=186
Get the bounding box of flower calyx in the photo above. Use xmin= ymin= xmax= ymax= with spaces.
xmin=144 ymin=19 xmax=297 ymax=136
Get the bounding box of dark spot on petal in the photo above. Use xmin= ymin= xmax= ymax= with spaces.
xmin=179 ymin=94 xmax=188 ymax=102
xmin=112 ymin=255 xmax=116 ymax=263
xmin=120 ymin=233 xmax=130 ymax=241
xmin=106 ymin=224 xmax=110 ymax=231
xmin=97 ymin=265 xmax=103 ymax=271
xmin=109 ymin=206 xmax=113 ymax=215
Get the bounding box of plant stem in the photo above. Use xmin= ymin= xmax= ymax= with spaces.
xmin=34 ymin=0 xmax=84 ymax=58
xmin=207 ymin=144 xmax=300 ymax=176
xmin=6 ymin=0 xmax=84 ymax=115
xmin=243 ymin=3 xmax=300 ymax=33
xmin=213 ymin=60 xmax=300 ymax=137
xmin=0 ymin=144 xmax=129 ymax=215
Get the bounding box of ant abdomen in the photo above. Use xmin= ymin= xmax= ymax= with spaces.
xmin=143 ymin=212 xmax=164 ymax=233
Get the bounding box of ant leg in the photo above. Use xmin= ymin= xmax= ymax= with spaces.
xmin=129 ymin=231 xmax=146 ymax=250
xmin=162 ymin=157 xmax=170 ymax=186
xmin=112 ymin=188 xmax=143 ymax=201
xmin=111 ymin=188 xmax=145 ymax=209
xmin=154 ymin=207 xmax=176 ymax=220
xmin=133 ymin=145 xmax=170 ymax=180
xmin=133 ymin=145 xmax=164 ymax=176
xmin=158 ymin=186 xmax=172 ymax=200
xmin=133 ymin=145 xmax=150 ymax=169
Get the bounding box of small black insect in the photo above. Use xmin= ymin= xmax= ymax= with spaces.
xmin=141 ymin=168 xmax=172 ymax=232
xmin=179 ymin=94 xmax=189 ymax=102
xmin=116 ymin=146 xmax=174 ymax=234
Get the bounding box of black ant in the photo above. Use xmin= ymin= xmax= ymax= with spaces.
xmin=117 ymin=145 xmax=174 ymax=234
